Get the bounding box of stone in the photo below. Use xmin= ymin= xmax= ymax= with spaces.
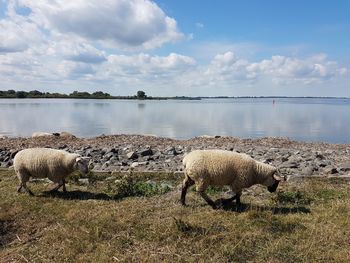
xmin=325 ymin=167 xmax=338 ymax=174
xmin=131 ymin=162 xmax=139 ymax=168
xmin=339 ymin=161 xmax=350 ymax=172
xmin=121 ymin=161 xmax=128 ymax=166
xmin=78 ymin=178 xmax=89 ymax=184
xmin=263 ymin=158 xmax=274 ymax=163
xmin=104 ymin=152 xmax=115 ymax=161
xmin=281 ymin=161 xmax=299 ymax=169
xmin=301 ymin=167 xmax=314 ymax=176
xmin=126 ymin=151 xmax=138 ymax=160
xmin=316 ymin=153 xmax=325 ymax=160
xmin=161 ymin=183 xmax=174 ymax=190
xmin=140 ymin=148 xmax=153 ymax=157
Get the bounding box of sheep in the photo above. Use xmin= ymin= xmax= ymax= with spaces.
xmin=32 ymin=132 xmax=58 ymax=138
xmin=14 ymin=148 xmax=90 ymax=195
xmin=181 ymin=149 xmax=283 ymax=209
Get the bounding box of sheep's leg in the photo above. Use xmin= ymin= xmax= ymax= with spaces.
xmin=235 ymin=193 xmax=242 ymax=206
xmin=49 ymin=181 xmax=64 ymax=192
xmin=216 ymin=191 xmax=242 ymax=208
xmin=199 ymin=191 xmax=217 ymax=209
xmin=17 ymin=172 xmax=34 ymax=196
xmin=20 ymin=182 xmax=34 ymax=196
xmin=180 ymin=176 xmax=194 ymax=206
xmin=62 ymin=179 xmax=67 ymax=192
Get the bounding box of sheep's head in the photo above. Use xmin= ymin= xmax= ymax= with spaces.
xmin=267 ymin=170 xmax=284 ymax=193
xmin=75 ymin=157 xmax=90 ymax=175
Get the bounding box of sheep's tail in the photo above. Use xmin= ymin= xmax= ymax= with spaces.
xmin=182 ymin=153 xmax=189 ymax=168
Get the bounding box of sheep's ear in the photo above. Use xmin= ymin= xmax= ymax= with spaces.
xmin=75 ymin=157 xmax=82 ymax=163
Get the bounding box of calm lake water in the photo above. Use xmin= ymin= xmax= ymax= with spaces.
xmin=0 ymin=98 xmax=349 ymax=143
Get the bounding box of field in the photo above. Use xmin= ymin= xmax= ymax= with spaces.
xmin=1 ymin=169 xmax=350 ymax=262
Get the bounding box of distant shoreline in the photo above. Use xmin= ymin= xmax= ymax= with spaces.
xmin=1 ymin=89 xmax=350 ymax=100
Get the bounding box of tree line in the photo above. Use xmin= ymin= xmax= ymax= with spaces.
xmin=0 ymin=90 xmax=151 ymax=100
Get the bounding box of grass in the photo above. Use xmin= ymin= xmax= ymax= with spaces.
xmin=1 ymin=169 xmax=350 ymax=262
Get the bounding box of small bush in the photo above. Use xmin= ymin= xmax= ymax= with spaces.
xmin=113 ymin=174 xmax=171 ymax=199
xmin=274 ymin=191 xmax=312 ymax=205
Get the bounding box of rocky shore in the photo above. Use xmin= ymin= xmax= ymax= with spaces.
xmin=1 ymin=135 xmax=350 ymax=178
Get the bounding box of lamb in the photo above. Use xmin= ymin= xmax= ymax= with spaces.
xmin=181 ymin=149 xmax=283 ymax=209
xmin=32 ymin=132 xmax=58 ymax=138
xmin=14 ymin=148 xmax=90 ymax=195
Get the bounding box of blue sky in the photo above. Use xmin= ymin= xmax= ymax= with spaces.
xmin=0 ymin=0 xmax=349 ymax=96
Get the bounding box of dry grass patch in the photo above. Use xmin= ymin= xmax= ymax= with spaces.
xmin=1 ymin=170 xmax=350 ymax=262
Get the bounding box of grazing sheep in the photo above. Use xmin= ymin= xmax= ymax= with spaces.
xmin=181 ymin=150 xmax=282 ymax=209
xmin=32 ymin=132 xmax=59 ymax=138
xmin=14 ymin=148 xmax=90 ymax=195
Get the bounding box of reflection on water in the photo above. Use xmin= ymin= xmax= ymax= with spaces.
xmin=0 ymin=98 xmax=350 ymax=143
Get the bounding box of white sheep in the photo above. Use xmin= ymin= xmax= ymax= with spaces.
xmin=181 ymin=149 xmax=282 ymax=209
xmin=32 ymin=132 xmax=58 ymax=138
xmin=14 ymin=148 xmax=90 ymax=195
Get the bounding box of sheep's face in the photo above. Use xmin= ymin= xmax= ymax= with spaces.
xmin=265 ymin=171 xmax=283 ymax=193
xmin=75 ymin=157 xmax=90 ymax=175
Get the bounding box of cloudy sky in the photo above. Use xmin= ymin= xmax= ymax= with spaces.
xmin=0 ymin=0 xmax=349 ymax=97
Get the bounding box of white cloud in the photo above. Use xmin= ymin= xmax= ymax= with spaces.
xmin=0 ymin=15 xmax=43 ymax=53
xmin=247 ymin=54 xmax=347 ymax=84
xmin=17 ymin=0 xmax=184 ymax=50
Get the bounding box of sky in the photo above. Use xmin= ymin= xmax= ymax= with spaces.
xmin=0 ymin=0 xmax=349 ymax=97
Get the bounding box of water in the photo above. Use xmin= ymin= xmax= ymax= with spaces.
xmin=0 ymin=98 xmax=349 ymax=143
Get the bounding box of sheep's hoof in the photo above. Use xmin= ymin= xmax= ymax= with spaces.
xmin=214 ymin=198 xmax=229 ymax=208
xmin=210 ymin=203 xmax=218 ymax=210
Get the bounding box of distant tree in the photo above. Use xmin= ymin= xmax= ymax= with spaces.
xmin=29 ymin=90 xmax=43 ymax=97
xmin=16 ymin=91 xmax=27 ymax=98
xmin=7 ymin=89 xmax=16 ymax=95
xmin=69 ymin=91 xmax=91 ymax=98
xmin=92 ymin=91 xmax=110 ymax=98
xmin=136 ymin=90 xmax=146 ymax=100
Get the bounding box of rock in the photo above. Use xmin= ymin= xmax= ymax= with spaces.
xmin=339 ymin=161 xmax=350 ymax=172
xmin=120 ymin=161 xmax=128 ymax=166
xmin=263 ymin=158 xmax=274 ymax=163
xmin=281 ymin=156 xmax=289 ymax=162
xmin=316 ymin=153 xmax=325 ymax=160
xmin=131 ymin=162 xmax=139 ymax=168
xmin=59 ymin=131 xmax=76 ymax=138
xmin=105 ymin=176 xmax=115 ymax=181
xmin=58 ymin=144 xmax=68 ymax=150
xmin=104 ymin=152 xmax=115 ymax=161
xmin=161 ymin=183 xmax=174 ymax=190
xmin=318 ymin=161 xmax=328 ymax=168
xmin=78 ymin=178 xmax=89 ymax=184
xmin=5 ymin=160 xmax=13 ymax=167
xmin=126 ymin=151 xmax=138 ymax=160
xmin=281 ymin=161 xmax=299 ymax=169
xmin=140 ymin=148 xmax=153 ymax=157
xmin=325 ymin=167 xmax=338 ymax=174
xmin=30 ymin=178 xmax=50 ymax=183
xmin=145 ymin=180 xmax=157 ymax=187
xmin=301 ymin=167 xmax=315 ymax=176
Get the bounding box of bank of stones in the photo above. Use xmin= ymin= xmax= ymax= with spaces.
xmin=0 ymin=135 xmax=349 ymax=178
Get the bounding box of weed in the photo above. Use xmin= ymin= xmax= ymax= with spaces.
xmin=274 ymin=190 xmax=312 ymax=205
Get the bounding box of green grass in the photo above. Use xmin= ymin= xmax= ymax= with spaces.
xmin=1 ymin=169 xmax=350 ymax=262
